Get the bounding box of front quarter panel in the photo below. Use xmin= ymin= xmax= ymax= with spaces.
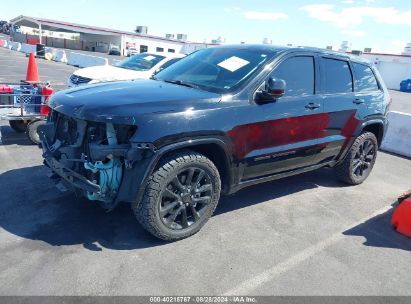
xmin=128 ymin=99 xmax=244 ymax=149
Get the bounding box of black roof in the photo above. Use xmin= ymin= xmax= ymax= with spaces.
xmin=218 ymin=44 xmax=345 ymax=55
xmin=214 ymin=44 xmax=288 ymax=53
xmin=213 ymin=44 xmax=371 ymax=64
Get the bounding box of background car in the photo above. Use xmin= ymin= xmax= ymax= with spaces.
xmin=68 ymin=53 xmax=185 ymax=87
xmin=127 ymin=47 xmax=139 ymax=57
xmin=108 ymin=45 xmax=121 ymax=56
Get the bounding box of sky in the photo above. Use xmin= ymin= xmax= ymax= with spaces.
xmin=1 ymin=0 xmax=410 ymax=53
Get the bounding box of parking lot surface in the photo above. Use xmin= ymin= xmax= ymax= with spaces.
xmin=0 ymin=34 xmax=123 ymax=65
xmin=0 ymin=47 xmax=75 ymax=91
xmin=0 ymin=45 xmax=411 ymax=296
xmin=389 ymin=90 xmax=411 ymax=114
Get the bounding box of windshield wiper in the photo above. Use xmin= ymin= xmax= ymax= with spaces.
xmin=162 ymin=79 xmax=200 ymax=89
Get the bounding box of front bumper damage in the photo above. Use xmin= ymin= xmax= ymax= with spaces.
xmin=44 ymin=155 xmax=100 ymax=193
xmin=39 ymin=114 xmax=155 ymax=210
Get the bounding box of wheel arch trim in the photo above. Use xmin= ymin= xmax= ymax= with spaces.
xmin=358 ymin=117 xmax=386 ymax=146
xmin=134 ymin=138 xmax=233 ymax=206
xmin=336 ymin=116 xmax=386 ymax=165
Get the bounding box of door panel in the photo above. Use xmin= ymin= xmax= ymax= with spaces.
xmin=352 ymin=62 xmax=386 ymax=117
xmin=322 ymin=97 xmax=362 ymax=160
xmin=230 ymin=96 xmax=328 ymax=180
xmin=320 ymin=57 xmax=364 ymax=161
xmin=230 ymin=55 xmax=330 ymax=181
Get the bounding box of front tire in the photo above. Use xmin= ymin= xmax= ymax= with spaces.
xmin=335 ymin=132 xmax=378 ymax=185
xmin=133 ymin=150 xmax=221 ymax=241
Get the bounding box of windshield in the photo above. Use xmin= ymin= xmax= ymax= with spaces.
xmin=155 ymin=47 xmax=276 ymax=94
xmin=115 ymin=53 xmax=165 ymax=71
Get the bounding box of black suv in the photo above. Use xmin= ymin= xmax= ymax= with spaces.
xmin=40 ymin=45 xmax=390 ymax=240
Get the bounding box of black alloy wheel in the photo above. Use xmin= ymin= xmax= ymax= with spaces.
xmin=133 ymin=150 xmax=221 ymax=241
xmin=159 ymin=167 xmax=213 ymax=230
xmin=335 ymin=132 xmax=378 ymax=185
xmin=351 ymin=138 xmax=375 ymax=179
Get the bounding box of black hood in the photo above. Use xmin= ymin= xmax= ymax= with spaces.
xmin=49 ymin=79 xmax=221 ymax=124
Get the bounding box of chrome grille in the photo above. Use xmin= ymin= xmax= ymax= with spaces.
xmin=70 ymin=74 xmax=92 ymax=85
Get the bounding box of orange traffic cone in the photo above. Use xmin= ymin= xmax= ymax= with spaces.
xmin=391 ymin=191 xmax=411 ymax=237
xmin=25 ymin=53 xmax=40 ymax=83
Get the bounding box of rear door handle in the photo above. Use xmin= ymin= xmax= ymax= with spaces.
xmin=305 ymin=102 xmax=321 ymax=110
xmin=353 ymin=98 xmax=365 ymax=104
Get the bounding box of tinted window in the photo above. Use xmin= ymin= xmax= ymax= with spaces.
xmin=156 ymin=47 xmax=164 ymax=52
xmin=322 ymin=58 xmax=353 ymax=94
xmin=114 ymin=53 xmax=165 ymax=71
xmin=353 ymin=63 xmax=379 ymax=92
xmin=168 ymin=49 xmax=175 ymax=53
xmin=155 ymin=48 xmax=277 ymax=94
xmin=271 ymin=56 xmax=314 ymax=96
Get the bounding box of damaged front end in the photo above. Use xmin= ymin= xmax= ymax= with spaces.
xmin=39 ymin=110 xmax=154 ymax=210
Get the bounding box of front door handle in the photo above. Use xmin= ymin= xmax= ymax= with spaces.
xmin=353 ymin=98 xmax=365 ymax=104
xmin=305 ymin=102 xmax=321 ymax=110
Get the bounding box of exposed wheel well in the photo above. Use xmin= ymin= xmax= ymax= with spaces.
xmin=362 ymin=123 xmax=384 ymax=147
xmin=159 ymin=143 xmax=231 ymax=194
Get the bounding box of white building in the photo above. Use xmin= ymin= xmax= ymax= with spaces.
xmin=342 ymin=41 xmax=411 ymax=90
xmin=339 ymin=41 xmax=352 ymax=53
xmin=403 ymin=43 xmax=411 ymax=55
xmin=262 ymin=38 xmax=272 ymax=45
xmin=359 ymin=51 xmax=411 ymax=90
xmin=10 ymin=15 xmax=217 ymax=55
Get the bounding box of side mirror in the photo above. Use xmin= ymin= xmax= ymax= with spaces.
xmin=265 ymin=78 xmax=286 ymax=99
xmin=255 ymin=78 xmax=286 ymax=104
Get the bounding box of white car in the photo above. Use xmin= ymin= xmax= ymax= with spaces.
xmin=68 ymin=53 xmax=185 ymax=87
xmin=127 ymin=47 xmax=139 ymax=57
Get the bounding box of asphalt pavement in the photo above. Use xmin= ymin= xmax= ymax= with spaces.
xmin=0 ymin=47 xmax=76 ymax=90
xmin=0 ymin=34 xmax=123 ymax=65
xmin=0 ymin=45 xmax=410 ymax=296
xmin=389 ymin=90 xmax=411 ymax=114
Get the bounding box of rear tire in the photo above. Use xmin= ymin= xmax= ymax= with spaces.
xmin=335 ymin=132 xmax=378 ymax=185
xmin=26 ymin=120 xmax=45 ymax=145
xmin=9 ymin=120 xmax=28 ymax=133
xmin=133 ymin=150 xmax=221 ymax=241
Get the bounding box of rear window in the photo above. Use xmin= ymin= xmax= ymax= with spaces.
xmin=271 ymin=56 xmax=315 ymax=97
xmin=322 ymin=58 xmax=353 ymax=94
xmin=352 ymin=63 xmax=379 ymax=92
